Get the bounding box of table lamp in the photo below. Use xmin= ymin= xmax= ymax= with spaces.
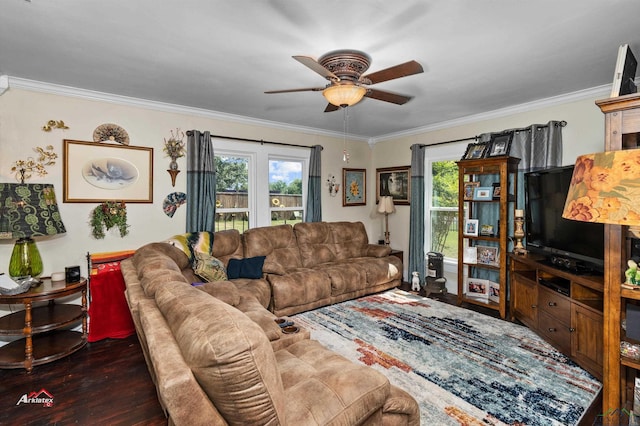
xmin=562 ymin=149 xmax=640 ymax=233
xmin=0 ymin=183 xmax=66 ymax=278
xmin=378 ymin=196 xmax=396 ymax=246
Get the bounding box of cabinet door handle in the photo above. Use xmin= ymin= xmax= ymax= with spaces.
xmin=548 ymin=302 xmax=557 ymax=307
xmin=569 ymin=328 xmax=576 ymax=332
xmin=548 ymin=327 xmax=556 ymax=332
xmin=531 ymin=304 xmax=537 ymax=309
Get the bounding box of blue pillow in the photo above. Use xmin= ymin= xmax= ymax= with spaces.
xmin=227 ymin=256 xmax=266 ymax=279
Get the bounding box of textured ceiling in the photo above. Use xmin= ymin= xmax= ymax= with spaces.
xmin=2 ymin=0 xmax=640 ymax=139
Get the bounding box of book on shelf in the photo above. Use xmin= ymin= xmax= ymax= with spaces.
xmin=611 ymin=43 xmax=638 ymax=97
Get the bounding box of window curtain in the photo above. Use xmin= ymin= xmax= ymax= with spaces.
xmin=472 ymin=121 xmax=563 ymax=281
xmin=186 ymin=130 xmax=216 ymax=232
xmin=408 ymin=144 xmax=426 ymax=281
xmin=305 ymin=145 xmax=322 ymax=222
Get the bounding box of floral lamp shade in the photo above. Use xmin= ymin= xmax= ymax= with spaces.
xmin=0 ymin=183 xmax=66 ymax=239
xmin=562 ymin=148 xmax=640 ymax=227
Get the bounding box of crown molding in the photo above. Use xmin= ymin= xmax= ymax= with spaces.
xmin=8 ymin=76 xmax=611 ymax=145
xmin=369 ymin=84 xmax=612 ymax=144
xmin=7 ymin=76 xmax=356 ymax=140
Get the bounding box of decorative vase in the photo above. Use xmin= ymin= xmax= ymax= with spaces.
xmin=169 ymin=159 xmax=179 ymax=170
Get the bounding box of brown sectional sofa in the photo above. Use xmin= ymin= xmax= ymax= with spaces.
xmin=121 ymin=221 xmax=417 ymax=425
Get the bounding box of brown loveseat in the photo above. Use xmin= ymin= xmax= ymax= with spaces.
xmin=121 ymin=221 xmax=418 ymax=425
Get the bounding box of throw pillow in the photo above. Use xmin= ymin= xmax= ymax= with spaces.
xmin=193 ymin=252 xmax=228 ymax=282
xmin=227 ymin=256 xmax=266 ymax=279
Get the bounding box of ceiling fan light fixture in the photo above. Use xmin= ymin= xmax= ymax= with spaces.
xmin=323 ymin=84 xmax=367 ymax=107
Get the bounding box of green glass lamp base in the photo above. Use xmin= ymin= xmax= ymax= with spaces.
xmin=9 ymin=237 xmax=43 ymax=278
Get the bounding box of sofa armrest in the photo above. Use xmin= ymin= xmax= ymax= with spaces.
xmin=381 ymin=385 xmax=421 ymax=426
xmin=366 ymin=244 xmax=391 ymax=258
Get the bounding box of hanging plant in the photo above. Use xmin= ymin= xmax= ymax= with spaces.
xmin=90 ymin=201 xmax=129 ymax=239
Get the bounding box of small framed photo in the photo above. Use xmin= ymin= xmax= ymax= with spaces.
xmin=463 ymin=246 xmax=477 ymax=264
xmin=487 ymin=133 xmax=513 ymax=157
xmin=463 ymin=181 xmax=480 ymax=200
xmin=342 ymin=168 xmax=366 ymax=206
xmin=491 ymin=182 xmax=501 ymax=200
xmin=473 ymin=187 xmax=493 ymax=201
xmin=461 ymin=142 xmax=489 ymax=160
xmin=465 ymin=278 xmax=489 ymax=301
xmin=489 ymin=281 xmax=500 ymax=303
xmin=464 ymin=218 xmax=479 ymax=236
xmin=480 ymin=224 xmax=494 ymax=236
xmin=476 ymin=245 xmax=499 ymax=267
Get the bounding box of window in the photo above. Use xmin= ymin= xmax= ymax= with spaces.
xmin=425 ymin=142 xmax=467 ymax=262
xmin=213 ymin=139 xmax=308 ymax=231
xmin=269 ymin=159 xmax=303 ymax=226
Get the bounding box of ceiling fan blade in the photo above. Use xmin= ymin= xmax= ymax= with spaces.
xmin=324 ymin=103 xmax=341 ymax=113
xmin=360 ymin=60 xmax=423 ymax=85
xmin=365 ymin=88 xmax=413 ymax=105
xmin=293 ymin=55 xmax=339 ymax=81
xmin=264 ymin=87 xmax=325 ymax=94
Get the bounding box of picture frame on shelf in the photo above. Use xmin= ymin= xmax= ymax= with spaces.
xmin=480 ymin=224 xmax=494 ymax=236
xmin=473 ymin=186 xmax=493 ymax=201
xmin=477 ymin=245 xmax=499 ymax=267
xmin=342 ymin=168 xmax=366 ymax=206
xmin=463 ymin=246 xmax=477 ymax=264
xmin=489 ymin=281 xmax=500 ymax=303
xmin=463 ymin=181 xmax=480 ymax=200
xmin=465 ymin=277 xmax=489 ymax=301
xmin=492 ymin=182 xmax=501 ymax=200
xmin=464 ymin=218 xmax=479 ymax=237
xmin=376 ymin=166 xmax=410 ymax=205
xmin=487 ymin=133 xmax=513 ymax=157
xmin=461 ymin=141 xmax=489 ymax=160
xmin=63 ymin=139 xmax=153 ymax=203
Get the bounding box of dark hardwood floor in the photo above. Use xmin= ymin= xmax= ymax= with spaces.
xmin=0 ymin=288 xmax=599 ymax=425
xmin=0 ymin=335 xmax=166 ymax=425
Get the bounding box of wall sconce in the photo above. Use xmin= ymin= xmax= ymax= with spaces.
xmin=326 ymin=174 xmax=340 ymax=197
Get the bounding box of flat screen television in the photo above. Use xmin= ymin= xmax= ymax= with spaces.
xmin=525 ymin=165 xmax=604 ymax=274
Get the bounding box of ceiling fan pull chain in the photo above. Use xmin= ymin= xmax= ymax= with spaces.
xmin=343 ymin=107 xmax=350 ymax=163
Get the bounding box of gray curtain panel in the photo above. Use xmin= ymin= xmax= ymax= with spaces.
xmin=408 ymin=144 xmax=426 ymax=283
xmin=305 ymin=145 xmax=322 ymax=222
xmin=472 ymin=120 xmax=563 ymax=281
xmin=186 ymin=130 xmax=216 ymax=233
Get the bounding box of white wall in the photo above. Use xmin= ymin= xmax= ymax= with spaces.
xmin=0 ymin=83 xmax=612 ymax=304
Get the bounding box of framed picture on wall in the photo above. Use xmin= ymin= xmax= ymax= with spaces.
xmin=376 ymin=166 xmax=411 ymax=205
xmin=342 ymin=168 xmax=366 ymax=206
xmin=63 ymin=139 xmax=154 ymax=203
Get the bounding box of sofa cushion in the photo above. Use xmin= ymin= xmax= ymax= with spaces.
xmin=267 ymin=269 xmax=332 ymax=316
xmin=155 ymin=283 xmax=286 ymax=425
xmin=193 ymin=252 xmax=228 ymax=282
xmin=210 ymin=229 xmax=244 ymax=266
xmin=227 ymin=256 xmax=266 ymax=279
xmin=243 ymin=224 xmax=303 ymax=274
xmin=194 ymin=280 xmax=240 ymax=307
xmin=328 ymin=221 xmax=369 ymax=260
xmin=320 ymin=262 xmax=367 ymax=297
xmin=293 ymin=222 xmax=337 ymax=268
xmin=276 ymin=339 xmax=391 ymax=425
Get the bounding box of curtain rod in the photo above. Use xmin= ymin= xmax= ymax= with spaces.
xmin=186 ymin=131 xmax=322 ymax=150
xmin=411 ymin=120 xmax=567 ymax=149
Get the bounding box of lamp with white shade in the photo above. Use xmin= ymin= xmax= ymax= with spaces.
xmin=378 ymin=196 xmax=396 ymax=246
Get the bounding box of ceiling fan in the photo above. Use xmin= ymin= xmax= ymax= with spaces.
xmin=265 ymin=49 xmax=424 ymax=112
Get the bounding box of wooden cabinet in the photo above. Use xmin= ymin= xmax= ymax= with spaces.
xmin=596 ymin=93 xmax=640 ymax=423
xmin=509 ymin=253 xmax=604 ymax=379
xmin=457 ymin=156 xmax=519 ymax=319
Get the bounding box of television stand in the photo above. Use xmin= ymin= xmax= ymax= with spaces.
xmin=509 ymin=253 xmax=603 ymax=379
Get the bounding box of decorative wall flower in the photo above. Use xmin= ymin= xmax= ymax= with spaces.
xmin=163 ymin=128 xmax=186 ymax=160
xmin=90 ymin=201 xmax=129 ymax=239
xmin=11 ymin=145 xmax=58 ymax=182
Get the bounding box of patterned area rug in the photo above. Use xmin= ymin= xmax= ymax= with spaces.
xmin=292 ymin=290 xmax=601 ymax=426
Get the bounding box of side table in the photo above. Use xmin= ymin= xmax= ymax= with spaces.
xmin=0 ymin=277 xmax=88 ymax=373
